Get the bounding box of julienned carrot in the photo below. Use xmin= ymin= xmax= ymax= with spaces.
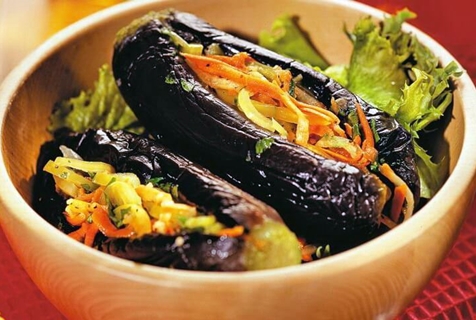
xmin=319 ymin=147 xmax=366 ymax=169
xmin=355 ymin=102 xmax=374 ymax=149
xmin=91 ymin=205 xmax=135 ymax=238
xmin=298 ymin=238 xmax=315 ymax=262
xmin=391 ymin=185 xmax=407 ymax=222
xmin=344 ymin=123 xmax=353 ymax=138
xmin=183 ymin=52 xmax=384 ymax=171
xmin=353 ymin=135 xmax=362 ymax=147
xmin=183 ymin=53 xmax=339 ymax=125
xmin=76 ymin=186 xmax=103 ymax=203
xmin=84 ymin=223 xmax=99 ymax=247
xmin=182 ymin=52 xmax=311 ymax=145
xmin=207 ymin=52 xmax=252 ymax=69
xmin=216 ymin=225 xmax=245 ymax=237
xmin=67 ymin=222 xmax=89 ymax=242
xmin=355 ymin=102 xmax=379 ymax=164
xmin=362 ymin=139 xmax=378 ymax=163
xmin=379 ymin=163 xmax=415 ymax=221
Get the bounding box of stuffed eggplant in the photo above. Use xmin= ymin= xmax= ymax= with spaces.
xmin=112 ymin=10 xmax=419 ymax=247
xmin=33 ymin=129 xmax=301 ymax=271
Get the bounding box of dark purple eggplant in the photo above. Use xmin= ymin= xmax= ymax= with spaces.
xmin=33 ymin=129 xmax=301 ymax=271
xmin=111 ymin=10 xmax=412 ymax=248
xmin=162 ymin=10 xmax=420 ymax=201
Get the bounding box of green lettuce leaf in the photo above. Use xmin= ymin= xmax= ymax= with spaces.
xmin=48 ymin=64 xmax=144 ymax=134
xmin=260 ymin=9 xmax=461 ymax=198
xmin=345 ymin=15 xmax=408 ymax=115
xmin=413 ymin=140 xmax=447 ymax=199
xmin=320 ymin=64 xmax=349 ymax=87
xmin=259 ymin=14 xmax=329 ymax=70
xmin=345 ymin=9 xmax=462 ymax=197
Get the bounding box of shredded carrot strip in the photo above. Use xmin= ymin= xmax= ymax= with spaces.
xmin=252 ymin=93 xmax=278 ymax=106
xmin=91 ymin=188 xmax=104 ymax=203
xmin=391 ymin=185 xmax=407 ymax=222
xmin=84 ymin=223 xmax=99 ymax=247
xmin=298 ymin=238 xmax=316 ymax=262
xmin=344 ymin=123 xmax=353 ymax=138
xmin=67 ymin=222 xmax=89 ymax=242
xmin=379 ymin=163 xmax=415 ymax=221
xmin=301 ymin=246 xmax=315 ymax=262
xmin=76 ymin=188 xmax=90 ymax=201
xmin=76 ymin=187 xmax=103 ymax=203
xmin=319 ymin=148 xmax=366 ymax=169
xmin=332 ymin=124 xmax=347 ymax=138
xmin=91 ymin=205 xmax=135 ymax=238
xmin=362 ymin=139 xmax=378 ymax=163
xmin=182 ymin=52 xmax=382 ymax=172
xmin=309 ymin=125 xmax=334 ymax=138
xmin=182 ymin=52 xmax=311 ymax=144
xmin=217 ymin=225 xmax=245 ymax=237
xmin=207 ymin=52 xmax=252 ymax=69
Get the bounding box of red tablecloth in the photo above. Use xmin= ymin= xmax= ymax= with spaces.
xmin=1 ymin=202 xmax=475 ymax=319
xmin=1 ymin=1 xmax=475 ymax=319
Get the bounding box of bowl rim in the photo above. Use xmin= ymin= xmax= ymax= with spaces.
xmin=1 ymin=0 xmax=476 ymax=284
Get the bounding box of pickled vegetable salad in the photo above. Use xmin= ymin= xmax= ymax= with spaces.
xmin=44 ymin=156 xmax=244 ymax=245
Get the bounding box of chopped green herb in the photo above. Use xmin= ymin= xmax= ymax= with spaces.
xmin=146 ymin=177 xmax=166 ymax=187
xmin=110 ymin=214 xmax=124 ymax=228
xmin=370 ymin=161 xmax=380 ymax=172
xmin=165 ymin=73 xmax=177 ymax=84
xmin=288 ymin=79 xmax=296 ymax=96
xmin=370 ymin=119 xmax=380 ymax=143
xmin=107 ymin=177 xmax=117 ymax=187
xmin=347 ymin=110 xmax=361 ymax=138
xmin=48 ymin=64 xmax=144 ymax=135
xmin=86 ymin=215 xmax=93 ymax=224
xmin=120 ymin=207 xmax=131 ymax=215
xmin=352 ymin=123 xmax=361 ymax=139
xmin=180 ymin=79 xmax=194 ymax=92
xmin=81 ymin=184 xmax=93 ymax=193
xmin=60 ymin=172 xmax=68 ymax=179
xmin=171 ymin=185 xmax=179 ymax=200
xmin=146 ymin=177 xmax=179 ymax=200
xmin=157 ymin=181 xmax=177 ymax=195
xmin=177 ymin=216 xmax=189 ymax=226
xmin=255 ymin=137 xmax=274 ymax=155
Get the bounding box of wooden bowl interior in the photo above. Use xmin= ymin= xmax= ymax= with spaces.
xmin=0 ymin=1 xmax=473 ymax=319
xmin=2 ymin=0 xmax=463 ymax=206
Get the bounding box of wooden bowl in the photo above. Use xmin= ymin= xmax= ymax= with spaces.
xmin=1 ymin=0 xmax=476 ymax=319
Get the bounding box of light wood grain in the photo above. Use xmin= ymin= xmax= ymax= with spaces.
xmin=0 ymin=0 xmax=476 ymax=319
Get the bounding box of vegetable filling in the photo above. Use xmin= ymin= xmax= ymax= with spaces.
xmin=44 ymin=155 xmax=244 ymax=246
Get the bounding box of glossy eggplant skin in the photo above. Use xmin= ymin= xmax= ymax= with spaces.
xmin=101 ymin=233 xmax=244 ymax=271
xmin=164 ymin=10 xmax=420 ymax=202
xmin=33 ymin=129 xmax=287 ymax=271
xmin=112 ymin=11 xmax=400 ymax=247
